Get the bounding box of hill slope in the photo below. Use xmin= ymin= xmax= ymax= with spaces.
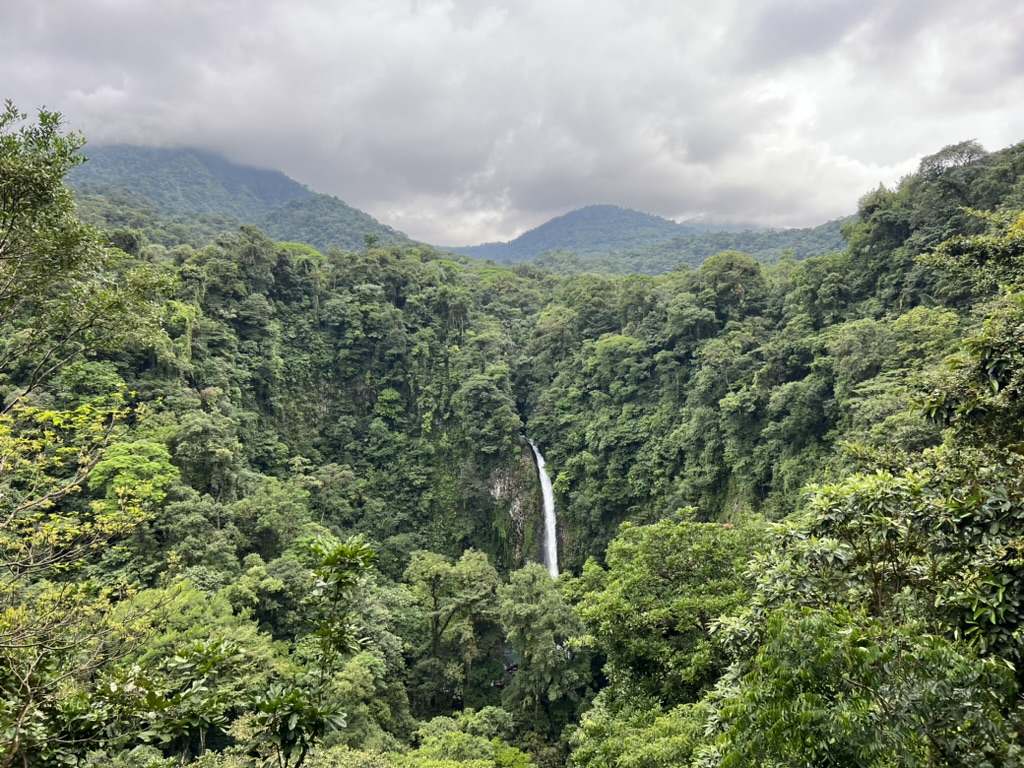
xmin=71 ymin=148 xmax=845 ymax=271
xmin=258 ymin=192 xmax=409 ymax=252
xmin=446 ymin=203 xmax=848 ymax=271
xmin=69 ymin=145 xmax=412 ymax=252
xmin=532 ymin=217 xmax=850 ymax=275
xmin=446 ymin=204 xmax=699 ymax=261
xmin=70 ymin=145 xmax=310 ymax=219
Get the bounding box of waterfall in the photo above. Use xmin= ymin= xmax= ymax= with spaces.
xmin=527 ymin=439 xmax=559 ymax=578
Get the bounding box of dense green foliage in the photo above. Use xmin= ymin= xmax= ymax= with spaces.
xmin=533 ymin=218 xmax=848 ymax=275
xmin=69 ymin=152 xmax=844 ymax=276
xmin=446 ymin=205 xmax=847 ymax=274
xmin=69 ymin=145 xmax=310 ymax=220
xmin=7 ymin=103 xmax=1024 ymax=767
xmin=447 ymin=206 xmax=696 ymax=261
xmin=256 ymin=194 xmax=412 ymax=254
xmin=70 ymin=146 xmax=411 ymax=253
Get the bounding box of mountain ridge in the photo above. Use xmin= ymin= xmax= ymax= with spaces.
xmin=445 ymin=203 xmax=848 ymax=269
xmin=444 ymin=204 xmax=705 ymax=261
xmin=70 ymin=146 xmax=847 ymax=271
xmin=70 ymin=145 xmax=311 ymax=219
xmin=69 ymin=144 xmax=411 ymax=252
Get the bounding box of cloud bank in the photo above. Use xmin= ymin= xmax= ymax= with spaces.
xmin=3 ymin=0 xmax=1022 ymax=244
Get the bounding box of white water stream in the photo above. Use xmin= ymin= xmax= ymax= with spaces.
xmin=527 ymin=439 xmax=559 ymax=578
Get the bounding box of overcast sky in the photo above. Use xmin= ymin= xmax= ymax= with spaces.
xmin=2 ymin=0 xmax=1023 ymax=245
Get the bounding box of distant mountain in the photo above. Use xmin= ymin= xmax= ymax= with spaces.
xmin=445 ymin=204 xmax=704 ymax=261
xmin=70 ymin=148 xmax=847 ymax=272
xmin=70 ymin=145 xmax=309 ymax=219
xmin=69 ymin=145 xmax=411 ymax=252
xmin=605 ymin=217 xmax=851 ymax=273
xmin=446 ymin=203 xmax=849 ymax=273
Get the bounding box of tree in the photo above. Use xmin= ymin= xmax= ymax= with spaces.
xmin=695 ymin=443 xmax=1024 ymax=764
xmin=695 ymin=251 xmax=767 ymax=324
xmin=0 ymin=395 xmax=154 ymax=766
xmin=920 ymin=209 xmax=1024 ymax=297
xmin=575 ymin=516 xmax=764 ymax=707
xmin=498 ymin=564 xmax=591 ymax=740
xmin=0 ymin=104 xmax=167 ymax=766
xmin=0 ymin=101 xmax=166 ymax=408
xmin=702 ymin=608 xmax=1017 ymax=768
xmin=246 ymin=536 xmax=377 ymax=768
xmin=402 ymin=550 xmax=501 ymax=714
xmin=570 ymin=697 xmax=709 ymax=768
xmin=308 ymin=535 xmax=379 ymax=668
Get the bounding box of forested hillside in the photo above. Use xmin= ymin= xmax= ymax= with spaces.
xmin=69 ymin=145 xmax=311 ymax=219
xmin=5 ymin=102 xmax=1024 ymax=768
xmin=532 ymin=217 xmax=849 ymax=275
xmin=446 ymin=205 xmax=696 ymax=260
xmin=70 ymin=145 xmax=412 ymax=253
xmin=446 ymin=204 xmax=847 ymax=273
xmin=70 ymin=150 xmax=844 ymax=275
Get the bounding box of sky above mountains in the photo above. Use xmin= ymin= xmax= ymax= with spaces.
xmin=3 ymin=0 xmax=1023 ymax=245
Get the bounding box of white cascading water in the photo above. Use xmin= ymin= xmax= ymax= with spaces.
xmin=527 ymin=439 xmax=559 ymax=578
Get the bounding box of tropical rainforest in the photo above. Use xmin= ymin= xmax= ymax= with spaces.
xmin=4 ymin=99 xmax=1024 ymax=768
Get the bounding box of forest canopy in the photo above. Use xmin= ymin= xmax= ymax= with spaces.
xmin=4 ymin=102 xmax=1024 ymax=767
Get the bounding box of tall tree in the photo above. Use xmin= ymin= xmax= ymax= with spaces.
xmin=0 ymin=101 xmax=165 ymax=408
xmin=0 ymin=103 xmax=167 ymax=766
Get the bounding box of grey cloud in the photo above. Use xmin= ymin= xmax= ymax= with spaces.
xmin=1 ymin=0 xmax=1022 ymax=245
xmin=736 ymin=0 xmax=882 ymax=70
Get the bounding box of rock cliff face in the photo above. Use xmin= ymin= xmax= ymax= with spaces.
xmin=490 ymin=442 xmax=545 ymax=568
